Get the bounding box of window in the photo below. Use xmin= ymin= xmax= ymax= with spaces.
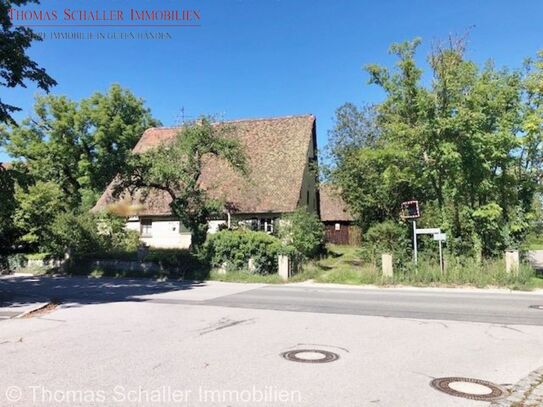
xmin=307 ymin=190 xmax=310 ymax=205
xmin=335 ymin=223 xmax=341 ymax=231
xmin=141 ymin=219 xmax=152 ymax=237
xmin=258 ymin=218 xmax=275 ymax=233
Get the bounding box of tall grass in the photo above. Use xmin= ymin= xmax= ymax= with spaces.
xmin=296 ymin=245 xmax=540 ymax=289
xmin=395 ymin=257 xmax=535 ymax=288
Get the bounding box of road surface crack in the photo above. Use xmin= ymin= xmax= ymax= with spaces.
xmin=198 ymin=317 xmax=255 ymax=336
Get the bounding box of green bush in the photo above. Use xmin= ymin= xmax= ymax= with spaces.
xmin=97 ymin=213 xmax=141 ymax=252
xmin=0 ymin=255 xmax=9 ymax=274
xmin=47 ymin=212 xmax=102 ymax=256
xmin=46 ymin=211 xmax=142 ymax=257
xmin=361 ymin=220 xmax=411 ymax=267
xmin=7 ymin=253 xmax=28 ymax=270
xmin=278 ymin=208 xmax=324 ymax=259
xmin=26 ymin=253 xmax=52 ymax=260
xmin=204 ymin=230 xmax=287 ymax=274
xmin=13 ymin=181 xmax=67 ymax=251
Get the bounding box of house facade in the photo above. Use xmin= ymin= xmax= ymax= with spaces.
xmin=319 ymin=184 xmax=360 ymax=245
xmin=93 ymin=115 xmax=319 ymax=249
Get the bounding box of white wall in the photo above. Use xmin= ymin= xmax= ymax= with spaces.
xmin=126 ymin=218 xmax=192 ymax=249
xmin=208 ymin=220 xmax=227 ymax=234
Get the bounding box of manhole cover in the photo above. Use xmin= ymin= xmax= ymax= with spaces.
xmin=280 ymin=349 xmax=339 ymax=364
xmin=529 ymin=305 xmax=543 ymax=310
xmin=430 ymin=377 xmax=507 ymax=401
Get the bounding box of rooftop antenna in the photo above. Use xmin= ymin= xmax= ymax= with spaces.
xmin=174 ymin=106 xmax=195 ymax=126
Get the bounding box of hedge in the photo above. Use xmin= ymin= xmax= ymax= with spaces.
xmin=204 ymin=230 xmax=289 ymax=274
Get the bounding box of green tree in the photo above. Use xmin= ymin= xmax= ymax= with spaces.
xmin=1 ymin=85 xmax=159 ymax=208
xmin=330 ymin=37 xmax=535 ymax=256
xmin=326 ymin=103 xmax=380 ymax=163
xmin=0 ymin=163 xmax=24 ymax=252
xmin=278 ymin=207 xmax=324 ymax=259
xmin=1 ymin=0 xmax=56 ymax=124
xmin=13 ymin=181 xmax=66 ymax=250
xmin=114 ymin=117 xmax=247 ymax=250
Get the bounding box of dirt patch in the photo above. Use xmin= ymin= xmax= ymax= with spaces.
xmin=21 ymin=301 xmax=60 ymax=319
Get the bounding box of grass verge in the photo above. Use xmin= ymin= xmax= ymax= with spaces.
xmin=295 ymin=245 xmax=543 ymax=290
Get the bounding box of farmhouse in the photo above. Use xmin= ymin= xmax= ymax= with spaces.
xmin=93 ymin=115 xmax=319 ymax=249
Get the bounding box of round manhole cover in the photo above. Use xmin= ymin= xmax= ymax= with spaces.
xmin=430 ymin=377 xmax=507 ymax=401
xmin=529 ymin=305 xmax=543 ymax=310
xmin=280 ymin=349 xmax=339 ymax=364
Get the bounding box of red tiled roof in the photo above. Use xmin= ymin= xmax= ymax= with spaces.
xmin=319 ymin=184 xmax=354 ymax=222
xmin=93 ymin=115 xmax=316 ymax=216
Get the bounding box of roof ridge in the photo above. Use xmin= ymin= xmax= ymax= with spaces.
xmin=148 ymin=114 xmax=315 ymax=130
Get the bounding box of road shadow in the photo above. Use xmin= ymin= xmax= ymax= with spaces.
xmin=0 ymin=275 xmax=205 ymax=308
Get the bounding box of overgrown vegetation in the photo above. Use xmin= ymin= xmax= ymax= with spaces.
xmin=278 ymin=207 xmax=325 ymax=259
xmin=326 ymin=37 xmax=543 ymax=260
xmin=204 ymin=230 xmax=288 ymax=274
xmin=299 ymin=245 xmax=543 ymax=290
xmin=0 ymin=85 xmax=159 ymax=255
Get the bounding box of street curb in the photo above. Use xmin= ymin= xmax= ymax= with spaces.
xmin=492 ymin=366 xmax=543 ymax=406
xmin=13 ymin=302 xmax=52 ymax=319
xmin=285 ymin=281 xmax=543 ymax=295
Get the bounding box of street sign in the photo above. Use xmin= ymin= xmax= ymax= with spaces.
xmin=433 ymin=233 xmax=446 ymax=241
xmin=400 ymin=200 xmax=420 ymax=219
xmin=416 ymin=228 xmax=441 ymax=235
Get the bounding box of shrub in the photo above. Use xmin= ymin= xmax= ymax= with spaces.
xmin=47 ymin=211 xmax=102 ymax=256
xmin=361 ymin=220 xmax=411 ymax=268
xmin=47 ymin=211 xmax=142 ymax=257
xmin=204 ymin=230 xmax=286 ymax=274
xmin=0 ymin=255 xmax=11 ymax=274
xmin=13 ymin=181 xmax=66 ymax=251
xmin=96 ymin=213 xmax=141 ymax=252
xmin=278 ymin=208 xmax=324 ymax=259
xmin=7 ymin=253 xmax=28 ymax=270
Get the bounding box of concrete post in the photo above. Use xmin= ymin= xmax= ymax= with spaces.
xmin=382 ymin=253 xmax=393 ymax=278
xmin=278 ymin=255 xmax=290 ymax=281
xmin=218 ymin=262 xmax=228 ymax=275
xmin=505 ymin=250 xmax=519 ymax=274
xmin=248 ymin=257 xmax=256 ymax=273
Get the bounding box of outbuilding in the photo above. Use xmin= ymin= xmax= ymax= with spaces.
xmin=319 ymin=184 xmax=360 ymax=245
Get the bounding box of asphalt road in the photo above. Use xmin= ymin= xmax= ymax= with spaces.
xmin=205 ymin=285 xmax=543 ymax=326
xmin=2 ymin=275 xmax=543 ymax=325
xmin=2 ymin=277 xmax=543 ymax=406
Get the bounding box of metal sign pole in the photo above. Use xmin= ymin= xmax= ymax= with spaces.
xmin=439 ymin=240 xmax=443 ymax=274
xmin=413 ymin=220 xmax=418 ymax=265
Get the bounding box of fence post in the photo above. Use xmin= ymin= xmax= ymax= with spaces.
xmin=505 ymin=250 xmax=519 ymax=274
xmin=278 ymin=255 xmax=290 ymax=281
xmin=382 ymin=253 xmax=393 ymax=278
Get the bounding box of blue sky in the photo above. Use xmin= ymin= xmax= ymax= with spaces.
xmin=2 ymin=0 xmax=543 ymax=162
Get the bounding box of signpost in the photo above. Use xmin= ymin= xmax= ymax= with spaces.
xmin=400 ymin=201 xmax=421 ymax=264
xmin=401 ymin=200 xmax=446 ymax=272
xmin=433 ymin=233 xmax=447 ymax=274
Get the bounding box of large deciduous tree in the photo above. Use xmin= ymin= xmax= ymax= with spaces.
xmin=0 ymin=84 xmax=159 ymax=208
xmin=1 ymin=0 xmax=56 ymax=124
xmin=0 ymin=163 xmax=27 ymax=252
xmin=328 ymin=37 xmax=540 ymax=257
xmin=114 ymin=118 xmax=247 ymax=250
xmin=13 ymin=180 xmax=66 ymax=250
